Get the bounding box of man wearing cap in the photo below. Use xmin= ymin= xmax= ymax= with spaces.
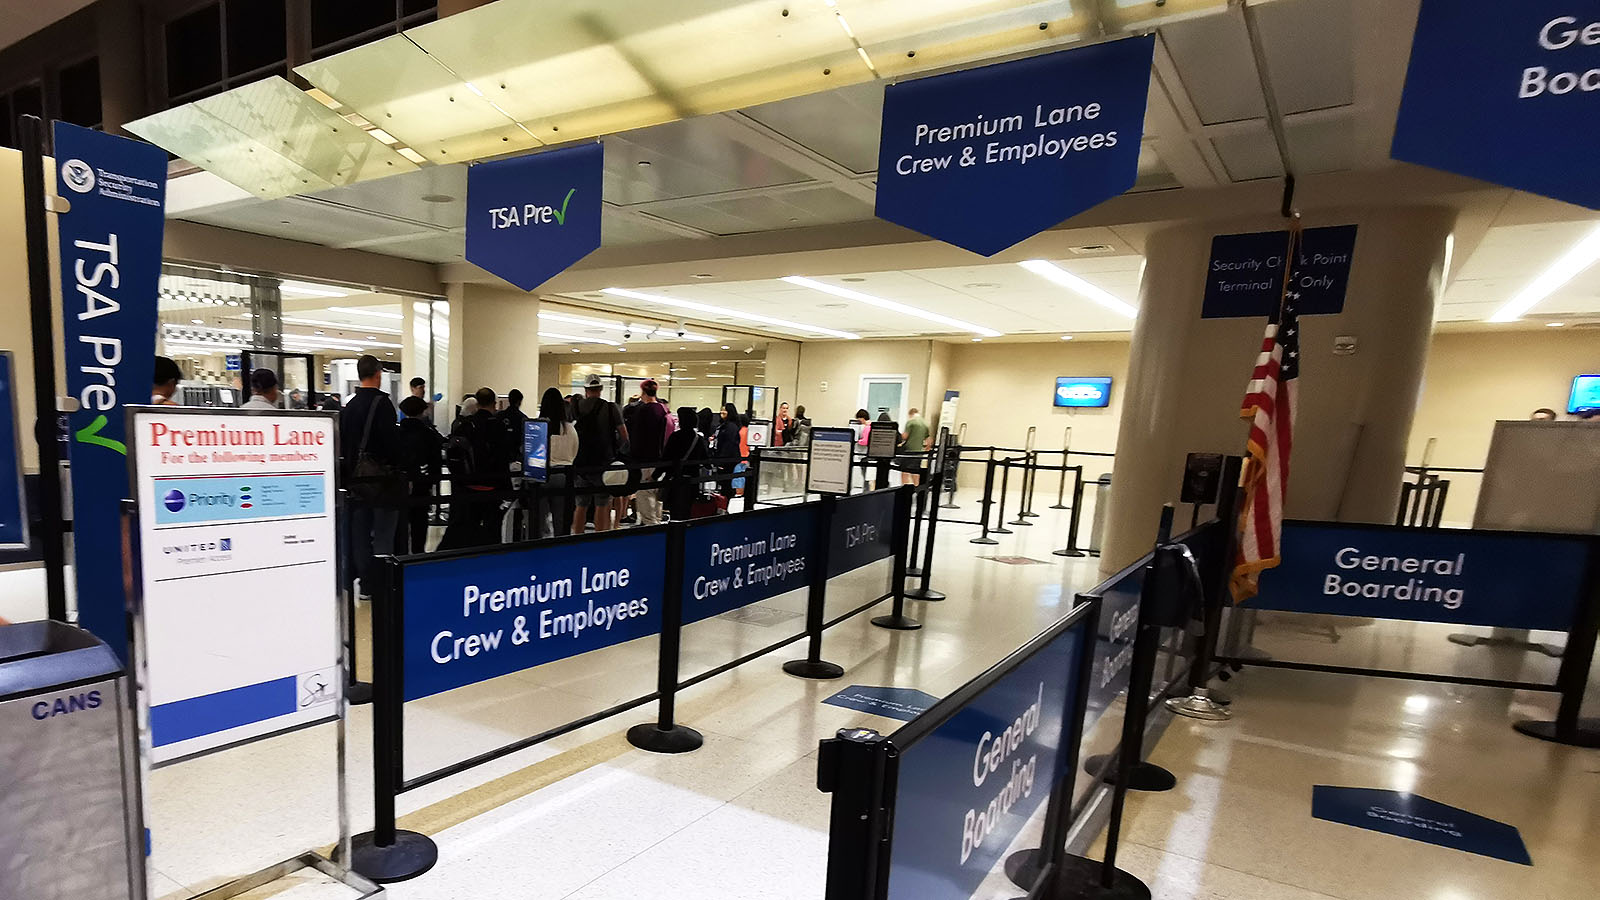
xmin=630 ymin=379 xmax=670 ymax=526
xmin=573 ymin=374 xmax=629 ymax=533
xmin=242 ymin=368 xmax=281 ymax=409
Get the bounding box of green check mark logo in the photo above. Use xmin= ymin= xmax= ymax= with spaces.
xmin=75 ymin=414 xmax=127 ymax=455
xmin=551 ymin=188 xmax=576 ymax=225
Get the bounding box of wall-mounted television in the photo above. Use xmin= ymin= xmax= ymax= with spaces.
xmin=1569 ymin=374 xmax=1600 ymax=414
xmin=1054 ymin=376 xmax=1113 ymax=409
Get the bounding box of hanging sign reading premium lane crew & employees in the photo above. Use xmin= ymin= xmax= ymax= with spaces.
xmin=465 ymin=142 xmax=603 ymax=291
xmin=56 ymin=122 xmax=167 ymax=660
xmin=874 ymin=36 xmax=1154 ymax=257
xmin=1391 ymin=0 xmax=1599 ymax=210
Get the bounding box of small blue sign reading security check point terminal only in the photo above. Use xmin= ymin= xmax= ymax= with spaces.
xmin=823 ymin=685 xmax=940 ymax=722
xmin=1312 ymin=786 xmax=1531 ymax=865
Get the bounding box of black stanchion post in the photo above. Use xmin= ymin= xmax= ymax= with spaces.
xmin=747 ymin=447 xmax=763 ymax=509
xmin=1010 ymin=451 xmax=1035 ymax=527
xmin=629 ymin=524 xmax=706 ymax=752
xmin=905 ymin=478 xmax=927 ymax=578
xmin=341 ymin=489 xmax=373 ymax=706
xmin=785 ymin=494 xmax=846 ymax=679
xmin=1513 ymin=540 xmax=1600 ymax=748
xmin=905 ymin=474 xmax=946 ymax=603
xmin=1053 ymin=469 xmax=1087 ymax=558
xmin=1051 ymin=428 xmax=1072 ymax=510
xmin=874 ymin=459 xmax=890 ymax=491
xmin=939 ymin=442 xmax=960 ymax=509
xmin=873 ymin=486 xmax=921 ymax=631
xmin=970 ymin=456 xmax=999 ymax=546
xmin=19 ymin=116 xmax=68 ymax=624
xmin=1166 ymin=455 xmax=1245 ymax=721
xmin=991 ymin=459 xmax=1014 ymax=535
xmin=350 ymin=559 xmax=439 ymax=883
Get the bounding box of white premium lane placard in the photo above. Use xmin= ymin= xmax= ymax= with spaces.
xmin=131 ymin=408 xmax=340 ymax=764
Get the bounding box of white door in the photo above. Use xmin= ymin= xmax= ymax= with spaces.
xmin=858 ymin=374 xmax=910 ymax=426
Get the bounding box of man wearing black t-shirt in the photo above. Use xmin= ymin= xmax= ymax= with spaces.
xmin=573 ymin=375 xmax=628 ymax=533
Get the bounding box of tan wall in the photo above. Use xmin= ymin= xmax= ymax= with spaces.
xmin=1409 ymin=329 xmax=1599 ymax=525
xmin=792 ymin=339 xmax=937 ymax=428
xmin=0 ymin=149 xmax=37 ymax=471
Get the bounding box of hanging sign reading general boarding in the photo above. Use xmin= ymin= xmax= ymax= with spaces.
xmin=56 ymin=122 xmax=166 ymax=660
xmin=1202 ymin=226 xmax=1358 ymax=318
xmin=875 ymin=36 xmax=1154 ymax=256
xmin=1390 ymin=0 xmax=1600 ymax=210
xmin=465 ymin=142 xmax=603 ymax=291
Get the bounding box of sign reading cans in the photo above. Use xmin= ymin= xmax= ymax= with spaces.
xmin=1053 ymin=376 xmax=1113 ymax=409
xmin=1391 ymin=0 xmax=1600 ymax=210
xmin=875 ymin=36 xmax=1154 ymax=256
xmin=680 ymin=505 xmax=816 ymax=624
xmin=1202 ymin=226 xmax=1357 ymax=318
xmin=465 ymin=142 xmax=603 ymax=291
xmin=56 ymin=122 xmax=167 ymax=659
xmin=523 ymin=419 xmax=548 ymax=483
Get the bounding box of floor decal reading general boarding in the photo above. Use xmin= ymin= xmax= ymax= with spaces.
xmin=824 ymin=685 xmax=940 ymax=722
xmin=1311 ymin=786 xmax=1531 ymax=865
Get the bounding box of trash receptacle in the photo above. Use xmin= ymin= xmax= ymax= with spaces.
xmin=1088 ymin=473 xmax=1112 ymax=553
xmin=0 ymin=621 xmax=142 ymax=900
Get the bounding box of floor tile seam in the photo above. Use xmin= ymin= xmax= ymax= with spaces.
xmin=1117 ymin=836 xmax=1358 ymax=900
xmin=550 ymin=788 xmax=736 ymax=900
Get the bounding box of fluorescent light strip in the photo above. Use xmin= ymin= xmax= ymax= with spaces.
xmin=538 ymin=311 xmax=718 ymax=343
xmin=279 ymin=280 xmax=350 ymax=298
xmin=326 ymin=306 xmax=403 ymax=320
xmin=165 ymin=322 xmax=400 ymax=349
xmin=1017 ymin=260 xmax=1139 ymax=318
xmin=781 ymin=276 xmax=1002 ymax=337
xmin=600 ymin=288 xmax=859 ymax=340
xmin=538 ymin=331 xmax=621 ymax=346
xmin=1487 ymin=224 xmax=1600 ymax=322
xmin=279 ymin=316 xmax=402 ymax=335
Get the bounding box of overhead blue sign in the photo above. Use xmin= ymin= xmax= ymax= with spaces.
xmin=1391 ymin=1 xmax=1599 ymax=210
xmin=1202 ymin=226 xmax=1357 ymax=318
xmin=54 ymin=122 xmax=166 ymax=658
xmin=523 ymin=419 xmax=548 ymax=483
xmin=875 ymin=36 xmax=1154 ymax=256
xmin=1053 ymin=376 xmax=1113 ymax=409
xmin=401 ymin=531 xmax=666 ymax=701
xmin=884 ymin=621 xmax=1086 ymax=900
xmin=824 ymin=685 xmax=938 ymax=722
xmin=681 ymin=505 xmax=816 ymax=624
xmin=828 ymin=489 xmax=896 ymax=577
xmin=1312 ymin=787 xmax=1531 ymax=865
xmin=0 ymin=353 xmax=25 ymax=548
xmin=1249 ymin=522 xmax=1591 ymax=631
xmin=465 ymin=142 xmax=603 ymax=291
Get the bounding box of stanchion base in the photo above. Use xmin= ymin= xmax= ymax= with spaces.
xmin=1512 ymin=718 xmax=1600 ymax=749
xmin=783 ymin=658 xmax=845 ymax=680
xmin=872 ymin=613 xmax=923 ymax=631
xmin=1049 ymin=504 xmax=1070 ymax=510
xmin=1048 ymin=854 xmax=1151 ymax=900
xmin=626 ymin=722 xmax=705 ymax=754
xmin=349 ymin=829 xmax=438 ymax=883
xmin=346 ymin=681 xmax=373 ymax=706
xmin=1052 ymin=547 xmax=1087 ymax=557
xmin=1081 ymin=755 xmax=1177 ymax=792
xmin=906 ymin=567 xmax=924 ymax=578
xmin=1021 ymin=511 xmax=1040 ymax=518
xmin=992 ymin=526 xmax=1014 ymax=535
xmin=939 ymin=502 xmax=960 ymax=510
xmin=1165 ymin=690 xmax=1233 ymax=721
xmin=1446 ymin=633 xmax=1564 ymax=658
xmin=970 ymin=537 xmax=999 ymax=545
xmin=905 ymin=587 xmax=946 ymax=602
xmin=1004 ymin=848 xmax=1043 ymax=889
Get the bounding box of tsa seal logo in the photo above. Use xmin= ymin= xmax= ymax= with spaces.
xmin=163 ymin=489 xmax=186 ymax=512
xmin=61 ymin=159 xmax=95 ymax=194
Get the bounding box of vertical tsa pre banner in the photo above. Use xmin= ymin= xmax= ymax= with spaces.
xmin=875 ymin=36 xmax=1154 ymax=256
xmin=465 ymin=142 xmax=603 ymax=291
xmin=55 ymin=122 xmax=167 ymax=657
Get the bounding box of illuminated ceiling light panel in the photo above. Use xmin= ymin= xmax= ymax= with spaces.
xmin=1017 ymin=260 xmax=1138 ymax=318
xmin=600 ymin=287 xmax=859 ymax=340
xmin=279 ymin=316 xmax=402 ymax=335
xmin=781 ymin=275 xmax=1001 ymax=337
xmin=278 ymin=281 xmax=351 ymax=298
xmin=539 ymin=331 xmax=621 ymax=346
xmin=124 ymin=77 xmax=419 ymax=199
xmin=538 ymin=310 xmax=718 ymax=343
xmin=326 ymin=306 xmax=403 ymax=319
xmin=1486 ymin=224 xmax=1600 ymax=322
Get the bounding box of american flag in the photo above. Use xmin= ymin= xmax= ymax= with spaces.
xmin=1230 ymin=227 xmax=1302 ymax=602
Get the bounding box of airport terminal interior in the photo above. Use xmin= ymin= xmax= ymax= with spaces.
xmin=0 ymin=1 xmax=1597 ymax=899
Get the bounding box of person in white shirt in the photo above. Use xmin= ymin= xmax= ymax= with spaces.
xmin=241 ymin=368 xmax=281 ymax=410
xmin=539 ymin=387 xmax=579 ymax=537
xmin=151 ymin=356 xmax=181 ymax=405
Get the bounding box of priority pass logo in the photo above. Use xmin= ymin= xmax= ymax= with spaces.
xmin=61 ymin=159 xmax=95 ymax=194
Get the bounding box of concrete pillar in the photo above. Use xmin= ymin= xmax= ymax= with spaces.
xmin=1100 ymin=207 xmax=1454 ymax=574
xmin=448 ymin=282 xmax=541 ymax=399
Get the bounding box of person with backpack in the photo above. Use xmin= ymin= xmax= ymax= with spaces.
xmin=572 ymin=375 xmax=629 ymax=533
xmin=339 ymin=355 xmax=401 ymax=601
xmin=396 ymin=395 xmax=444 ymax=553
xmin=660 ymin=405 xmax=711 ymax=520
xmin=714 ymin=402 xmax=745 ymax=503
xmin=440 ymin=387 xmax=513 ymax=549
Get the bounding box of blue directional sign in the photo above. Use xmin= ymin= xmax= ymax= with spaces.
xmin=824 ymin=685 xmax=938 ymax=722
xmin=401 ymin=531 xmax=666 ymax=700
xmin=523 ymin=419 xmax=548 ymax=483
xmin=1202 ymin=226 xmax=1357 ymax=318
xmin=465 ymin=142 xmax=603 ymax=291
xmin=1313 ymin=787 xmax=1531 ymax=865
xmin=875 ymin=36 xmax=1154 ymax=256
xmin=1391 ymin=0 xmax=1600 ymax=210
xmin=1249 ymin=522 xmax=1590 ymax=631
xmin=680 ymin=505 xmax=816 ymax=624
xmin=54 ymin=123 xmax=166 ymax=659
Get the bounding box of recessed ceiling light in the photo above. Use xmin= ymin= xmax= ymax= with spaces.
xmin=1546 ymin=322 xmax=1566 ymax=327
xmin=1018 ymin=260 xmax=1138 ymax=318
xmin=1069 ymin=244 xmax=1114 ymax=254
xmin=601 ymin=287 xmax=859 ymax=339
xmin=971 ymin=337 xmax=983 ymax=342
xmin=637 ymin=160 xmax=652 ymax=168
xmin=1487 ymin=225 xmax=1600 ymax=322
xmin=1060 ymin=335 xmax=1074 ymax=340
xmin=617 ymin=347 xmax=627 ymax=352
xmin=366 ymin=335 xmax=377 ymax=340
xmin=190 ymin=318 xmax=203 ymax=324
xmin=782 ymin=275 xmax=1003 ymax=337
xmin=314 ymin=330 xmax=324 ymax=335
xmin=690 ymin=273 xmax=713 ymax=279
xmin=679 ymin=346 xmax=686 ymax=350
xmin=571 ymin=348 xmax=580 ymax=352
xmin=720 ymin=345 xmax=731 ymax=350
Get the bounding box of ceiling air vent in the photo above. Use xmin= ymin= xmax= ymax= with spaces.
xmin=1068 ymin=244 xmax=1114 ymax=254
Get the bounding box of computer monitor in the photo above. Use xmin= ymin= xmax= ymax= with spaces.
xmin=1054 ymin=376 xmax=1112 ymax=408
xmin=1568 ymin=374 xmax=1600 ymax=414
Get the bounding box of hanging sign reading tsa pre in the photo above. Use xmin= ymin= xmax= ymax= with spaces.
xmin=1391 ymin=0 xmax=1600 ymax=210
xmin=874 ymin=36 xmax=1154 ymax=256
xmin=465 ymin=142 xmax=603 ymax=291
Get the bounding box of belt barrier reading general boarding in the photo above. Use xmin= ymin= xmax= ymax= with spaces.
xmin=351 ymin=484 xmax=915 ymax=881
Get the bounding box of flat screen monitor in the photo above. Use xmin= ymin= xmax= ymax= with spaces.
xmin=1054 ymin=376 xmax=1112 ymax=409
xmin=1568 ymin=374 xmax=1600 ymax=414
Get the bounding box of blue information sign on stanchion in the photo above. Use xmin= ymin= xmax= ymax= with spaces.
xmin=680 ymin=505 xmax=816 ymax=624
xmin=523 ymin=419 xmax=548 ymax=483
xmin=828 ymin=489 xmax=896 ymax=577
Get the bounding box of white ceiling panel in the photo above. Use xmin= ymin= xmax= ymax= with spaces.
xmin=1253 ymin=0 xmax=1354 ymax=115
xmin=304 ymin=164 xmax=468 ymax=229
xmin=604 ymin=118 xmax=816 ymax=205
xmin=1284 ymin=114 xmax=1355 ymax=175
xmin=182 ymin=198 xmax=439 ymax=247
xmin=1158 ymin=12 xmax=1268 ymax=125
xmin=742 ymin=82 xmax=886 ymax=174
xmin=650 ymin=185 xmax=874 ymax=235
xmin=1211 ymin=126 xmax=1283 ymax=181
